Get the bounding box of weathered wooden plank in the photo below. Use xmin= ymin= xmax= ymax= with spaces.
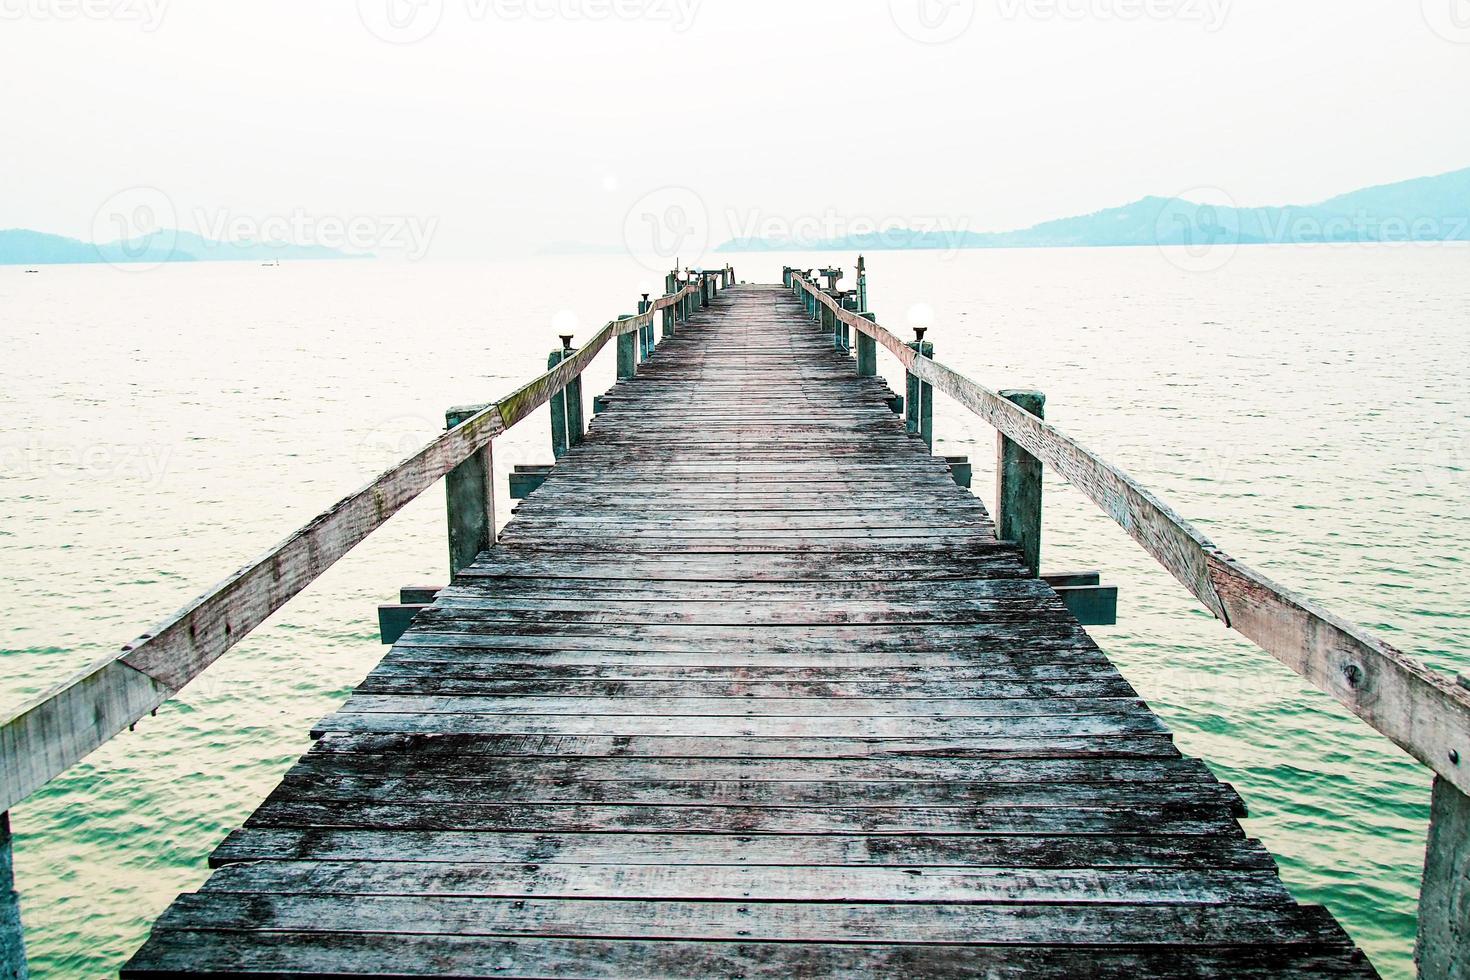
xmin=311 ymin=712 xmax=1169 ymax=740
xmin=243 ymin=800 xmax=1241 ymax=836
xmin=210 ymin=828 xmax=1272 ymax=869
xmin=143 ymin=896 xmax=1353 ymax=947
xmin=200 ymin=860 xmax=1292 ymax=906
xmin=308 ymin=731 xmax=1184 ymax=761
xmin=122 ymin=931 xmax=1379 ymax=979
xmin=263 ymin=774 xmax=1243 ymax=812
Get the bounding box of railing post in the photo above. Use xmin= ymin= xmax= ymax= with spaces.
xmin=857 ymin=312 xmax=878 ymax=377
xmin=616 ymin=314 xmax=637 ymax=381
xmin=549 ymin=333 xmax=584 ymax=451
xmin=1418 ymin=769 xmax=1470 ymax=979
xmin=857 ymin=254 xmax=868 ymax=312
xmin=0 ymin=814 xmax=26 ymax=980
xmin=839 ymin=293 xmax=857 ymax=353
xmin=996 ymin=389 xmax=1046 ymax=578
xmin=638 ymin=294 xmax=653 ymax=360
xmin=663 ymin=275 xmax=676 ymax=338
xmin=445 ymin=406 xmax=495 ymax=577
xmin=905 ymin=328 xmax=934 ymax=450
xmin=548 ymin=343 xmax=570 ymax=459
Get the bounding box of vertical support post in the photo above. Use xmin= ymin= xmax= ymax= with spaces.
xmin=0 ymin=814 xmax=26 ymax=980
xmin=638 ymin=295 xmax=653 ymax=360
xmin=1417 ymin=774 xmax=1470 ymax=980
xmin=857 ymin=254 xmax=868 ymax=312
xmin=561 ymin=334 xmax=584 ymax=447
xmin=445 ymin=406 xmax=495 ymax=577
xmin=996 ymin=389 xmax=1046 ymax=578
xmin=839 ymin=294 xmax=857 ymax=353
xmin=617 ymin=314 xmax=637 ymax=381
xmin=547 ymin=345 xmax=569 ymax=459
xmin=663 ymin=275 xmax=676 ymax=339
xmin=702 ymin=273 xmax=712 ymax=307
xmin=905 ymin=329 xmax=934 ymax=450
xmin=857 ymin=312 xmax=877 ymax=377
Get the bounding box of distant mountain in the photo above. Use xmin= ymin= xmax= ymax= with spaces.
xmin=717 ymin=167 xmax=1470 ymax=253
xmin=0 ymin=227 xmax=370 ymax=266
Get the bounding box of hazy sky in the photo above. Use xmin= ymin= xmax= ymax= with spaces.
xmin=3 ymin=0 xmax=1468 ymax=259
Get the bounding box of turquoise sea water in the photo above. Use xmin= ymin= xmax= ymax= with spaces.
xmin=2 ymin=245 xmax=1467 ymax=977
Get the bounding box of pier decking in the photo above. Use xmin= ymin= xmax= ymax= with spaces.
xmin=120 ymin=285 xmax=1375 ymax=978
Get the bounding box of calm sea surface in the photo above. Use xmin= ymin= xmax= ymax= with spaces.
xmin=2 ymin=245 xmax=1467 ymax=978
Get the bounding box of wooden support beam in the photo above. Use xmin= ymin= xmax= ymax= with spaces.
xmin=563 ymin=341 xmax=584 ymax=449
xmin=509 ymin=464 xmax=552 ymax=500
xmin=1418 ymin=776 xmax=1470 ymax=979
xmin=0 ymin=814 xmax=24 ymax=980
xmin=444 ymin=406 xmax=496 ymax=578
xmin=996 ymin=390 xmax=1045 ymax=578
xmin=616 ymin=314 xmax=637 ymax=381
xmin=1043 ymin=571 xmax=1102 ymax=588
xmin=376 ymin=604 xmax=428 ymax=645
xmin=637 ymin=297 xmax=653 ymax=360
xmin=944 ymin=455 xmax=972 ymax=489
xmin=1054 ymin=585 xmax=1120 ymax=627
xmin=663 ymin=277 xmax=676 ymax=339
xmin=839 ymin=294 xmax=856 ymax=353
xmin=398 ymin=586 xmax=442 ymax=604
xmin=547 ymin=347 xmax=570 ymax=460
xmin=905 ymin=330 xmax=934 ymax=450
xmin=856 ymin=254 xmax=868 ymax=312
xmin=857 ymin=313 xmax=878 ymax=377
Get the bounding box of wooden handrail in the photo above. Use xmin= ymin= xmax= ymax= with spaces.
xmin=791 ymin=272 xmax=1470 ymax=798
xmin=0 ymin=286 xmax=699 ymax=814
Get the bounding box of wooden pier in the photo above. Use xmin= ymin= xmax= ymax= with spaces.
xmin=4 ymin=267 xmax=1467 ymax=978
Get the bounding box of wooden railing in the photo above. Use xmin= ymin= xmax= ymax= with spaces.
xmin=788 ymin=266 xmax=1469 ymax=980
xmin=0 ymin=272 xmax=726 ymax=976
